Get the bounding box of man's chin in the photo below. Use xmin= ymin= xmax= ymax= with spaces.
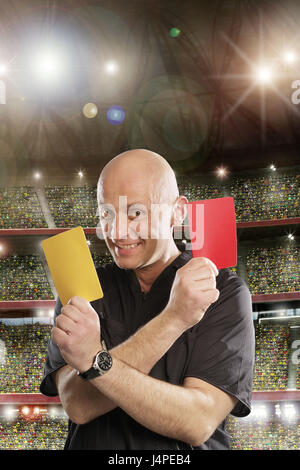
xmin=114 ymin=258 xmax=141 ymax=270
xmin=110 ymin=252 xmax=140 ymax=268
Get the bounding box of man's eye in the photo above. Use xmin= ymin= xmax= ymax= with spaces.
xmin=100 ymin=209 xmax=114 ymax=219
xmin=129 ymin=209 xmax=145 ymax=218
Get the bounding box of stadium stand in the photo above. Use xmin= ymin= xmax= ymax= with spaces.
xmin=44 ymin=185 xmax=98 ymax=228
xmin=0 ymin=318 xmax=295 ymax=396
xmin=0 ymin=322 xmax=51 ymax=393
xmin=1 ymin=173 xmax=298 ymax=230
xmin=91 ymin=252 xmax=113 ymax=268
xmin=229 ymin=173 xmax=300 ymax=222
xmin=0 ymin=415 xmax=67 ymax=450
xmin=253 ymin=325 xmax=290 ymax=391
xmin=177 ymin=182 xmax=225 ymax=202
xmin=0 ymin=255 xmax=54 ymax=301
xmin=226 ymin=403 xmax=300 ymax=450
xmin=0 ymin=187 xmax=47 ymax=229
xmin=245 ymin=246 xmax=300 ymax=295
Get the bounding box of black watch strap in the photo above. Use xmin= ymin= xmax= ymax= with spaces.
xmin=77 ymin=365 xmax=102 ymax=381
xmin=77 ymin=349 xmax=112 ymax=381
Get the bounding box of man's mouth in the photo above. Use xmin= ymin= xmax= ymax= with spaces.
xmin=114 ymin=241 xmax=142 ymax=254
xmin=115 ymin=242 xmax=141 ymax=249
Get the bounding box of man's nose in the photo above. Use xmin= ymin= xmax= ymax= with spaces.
xmin=111 ymin=212 xmax=129 ymax=240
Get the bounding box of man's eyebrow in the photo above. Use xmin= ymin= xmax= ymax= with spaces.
xmin=98 ymin=201 xmax=149 ymax=208
xmin=127 ymin=201 xmax=148 ymax=206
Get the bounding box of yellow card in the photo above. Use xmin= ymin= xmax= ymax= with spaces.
xmin=42 ymin=226 xmax=103 ymax=306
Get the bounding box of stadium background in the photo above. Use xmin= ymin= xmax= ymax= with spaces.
xmin=0 ymin=0 xmax=299 ymax=450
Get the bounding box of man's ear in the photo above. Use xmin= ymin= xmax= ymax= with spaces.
xmin=171 ymin=196 xmax=188 ymax=227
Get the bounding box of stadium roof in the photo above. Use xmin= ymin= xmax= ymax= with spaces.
xmin=1 ymin=0 xmax=300 ymax=184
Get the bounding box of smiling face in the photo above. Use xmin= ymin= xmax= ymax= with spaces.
xmin=97 ymin=149 xmax=183 ymax=271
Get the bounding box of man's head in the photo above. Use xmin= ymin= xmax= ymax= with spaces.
xmin=97 ymin=149 xmax=187 ymax=270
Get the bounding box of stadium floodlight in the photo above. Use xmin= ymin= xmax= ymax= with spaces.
xmin=87 ymin=239 xmax=91 ymax=246
xmin=288 ymin=233 xmax=294 ymax=240
xmin=283 ymin=51 xmax=296 ymax=64
xmin=48 ymin=407 xmax=58 ymax=418
xmin=216 ymin=167 xmax=227 ymax=178
xmin=0 ymin=64 xmax=7 ymax=76
xmin=31 ymin=48 xmax=65 ymax=85
xmin=4 ymin=407 xmax=17 ymax=420
xmin=255 ymin=66 xmax=272 ymax=84
xmin=104 ymin=61 xmax=118 ymax=74
xmin=269 ymin=164 xmax=276 ymax=171
xmin=252 ymin=404 xmax=268 ymax=419
xmin=282 ymin=404 xmax=296 ymax=420
xmin=275 ymin=404 xmax=281 ymax=418
xmin=78 ymin=171 xmax=83 ymax=178
xmin=22 ymin=406 xmax=30 ymax=416
xmin=34 ymin=172 xmax=41 ymax=180
xmin=33 ymin=407 xmax=40 ymax=415
xmin=0 ymin=244 xmax=3 ymax=251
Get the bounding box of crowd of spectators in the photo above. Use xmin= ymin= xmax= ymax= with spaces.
xmin=178 ymin=181 xmax=225 ymax=202
xmin=0 ymin=415 xmax=67 ymax=449
xmin=44 ymin=185 xmax=98 ymax=228
xmin=0 ymin=173 xmax=298 ymax=229
xmin=226 ymin=405 xmax=300 ymax=450
xmin=245 ymin=246 xmax=299 ymax=295
xmin=253 ymin=325 xmax=289 ymax=391
xmin=0 ymin=255 xmax=54 ymax=301
xmin=0 ymin=186 xmax=47 ymax=229
xmin=92 ymin=252 xmax=113 ymax=268
xmin=1 ymin=405 xmax=299 ymax=450
xmin=0 ymin=317 xmax=293 ymax=395
xmin=230 ymin=173 xmax=299 ymax=222
xmin=179 ymin=172 xmax=299 ymax=222
xmin=0 ymin=323 xmax=51 ymax=393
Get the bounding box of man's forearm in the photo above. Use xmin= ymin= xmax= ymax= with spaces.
xmin=56 ymin=308 xmax=186 ymax=424
xmin=90 ymin=355 xmax=209 ymax=446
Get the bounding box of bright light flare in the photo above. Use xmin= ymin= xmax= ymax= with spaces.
xmin=105 ymin=61 xmax=118 ymax=74
xmin=283 ymin=51 xmax=296 ymax=64
xmin=22 ymin=406 xmax=30 ymax=416
xmin=255 ymin=66 xmax=273 ymax=84
xmin=0 ymin=64 xmax=7 ymax=76
xmin=252 ymin=405 xmax=268 ymax=419
xmin=282 ymin=404 xmax=296 ymax=420
xmin=32 ymin=49 xmax=65 ymax=84
xmin=216 ymin=167 xmax=227 ymax=178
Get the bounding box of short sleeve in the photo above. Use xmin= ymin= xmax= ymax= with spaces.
xmin=39 ymin=296 xmax=67 ymax=397
xmin=184 ymin=269 xmax=255 ymax=418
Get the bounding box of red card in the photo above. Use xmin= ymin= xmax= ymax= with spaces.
xmin=185 ymin=197 xmax=237 ymax=269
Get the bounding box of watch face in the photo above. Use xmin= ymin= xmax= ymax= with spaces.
xmin=96 ymin=351 xmax=112 ymax=372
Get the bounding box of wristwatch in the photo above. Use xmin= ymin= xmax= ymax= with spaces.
xmin=77 ymin=347 xmax=113 ymax=381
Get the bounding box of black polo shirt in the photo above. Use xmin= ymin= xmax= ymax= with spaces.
xmin=40 ymin=248 xmax=255 ymax=450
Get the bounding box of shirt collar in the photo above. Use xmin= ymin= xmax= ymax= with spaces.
xmin=123 ymin=246 xmax=193 ymax=295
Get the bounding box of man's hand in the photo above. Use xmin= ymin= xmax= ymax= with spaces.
xmin=52 ymin=296 xmax=102 ymax=373
xmin=165 ymin=257 xmax=220 ymax=330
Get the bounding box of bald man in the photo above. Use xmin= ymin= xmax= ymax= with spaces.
xmin=40 ymin=149 xmax=255 ymax=450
